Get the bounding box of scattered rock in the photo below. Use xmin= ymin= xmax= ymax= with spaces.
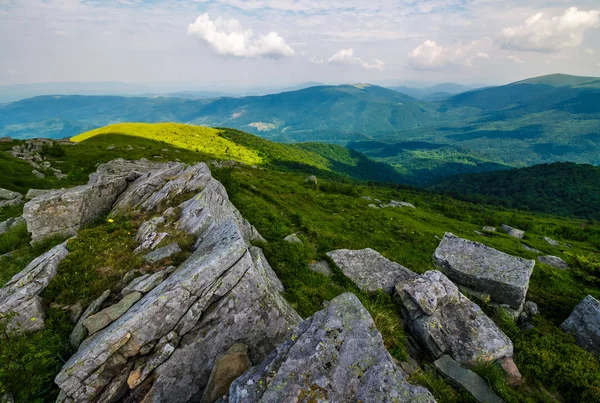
xmin=0 ymin=242 xmax=69 ymax=336
xmin=82 ymin=292 xmax=143 ymax=336
xmin=561 ymin=295 xmax=600 ymax=353
xmin=0 ymin=393 xmax=14 ymax=403
xmin=304 ymin=175 xmax=317 ymax=185
xmin=0 ymin=188 xmax=23 ymax=208
xmin=522 ymin=244 xmax=541 ymax=253
xmin=69 ymin=290 xmax=111 ymax=349
xmin=368 ymin=203 xmax=379 ymax=209
xmin=143 ymin=243 xmax=182 ymax=264
xmin=500 ymin=357 xmax=524 ymax=386
xmin=122 ymin=271 xmax=169 ymax=297
xmin=396 ymin=270 xmax=513 ymax=365
xmin=283 ymin=233 xmax=303 ymax=244
xmin=538 ymin=255 xmax=569 ymax=270
xmin=229 ymin=293 xmax=435 ymax=403
xmin=0 ymin=216 xmax=25 ymax=236
xmin=361 ymin=196 xmax=373 ymax=201
xmin=524 ymin=301 xmax=539 ymax=317
xmin=434 ymin=355 xmax=504 ymax=403
xmin=32 ymin=169 xmax=45 ymax=179
xmin=544 ymin=236 xmax=560 ymax=247
xmin=381 ymin=200 xmax=416 ymax=209
xmin=200 ymin=344 xmax=252 ymax=403
xmin=308 ymin=260 xmax=333 ymax=277
xmin=482 ymin=226 xmax=496 ymax=232
xmin=327 ymin=248 xmax=417 ymax=293
xmin=500 ymin=224 xmax=525 ymax=239
xmin=25 ymin=188 xmax=56 ymax=200
xmin=433 ymin=233 xmax=535 ymax=310
xmin=106 ymin=145 xmax=116 ymax=150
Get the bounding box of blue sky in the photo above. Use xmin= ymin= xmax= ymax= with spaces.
xmin=1 ymin=0 xmax=599 ymax=88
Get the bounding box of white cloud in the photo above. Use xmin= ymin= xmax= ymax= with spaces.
xmin=585 ymin=48 xmax=595 ymax=55
xmin=407 ymin=39 xmax=490 ymax=70
xmin=327 ymin=48 xmax=384 ymax=71
xmin=500 ymin=7 xmax=600 ymax=52
xmin=187 ymin=13 xmax=294 ymax=58
xmin=507 ymin=55 xmax=524 ymax=64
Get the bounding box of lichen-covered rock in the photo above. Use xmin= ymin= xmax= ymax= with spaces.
xmin=228 ymin=293 xmax=436 ymax=403
xmin=308 ymin=260 xmax=333 ymax=277
xmin=83 ymin=292 xmax=143 ymax=335
xmin=326 ymin=248 xmax=417 ymax=293
xmin=396 ymin=270 xmax=513 ymax=365
xmin=200 ymin=343 xmax=252 ymax=403
xmin=433 ymin=233 xmax=535 ymax=310
xmin=70 ymin=290 xmax=111 ymax=349
xmin=538 ymin=255 xmax=569 ymax=270
xmin=500 ymin=224 xmax=525 ymax=239
xmin=0 ymin=188 xmax=22 ymax=208
xmin=143 ymin=243 xmax=182 ymax=264
xmin=0 ymin=216 xmax=25 ymax=236
xmin=561 ymin=295 xmax=600 ymax=353
xmin=25 ymin=188 xmax=56 ymax=200
xmin=0 ymin=242 xmax=69 ymax=335
xmin=121 ymin=271 xmax=169 ymax=296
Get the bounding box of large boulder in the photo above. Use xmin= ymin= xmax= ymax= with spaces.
xmin=561 ymin=295 xmax=600 ymax=353
xmin=228 ymin=293 xmax=436 ymax=402
xmin=55 ymin=164 xmax=300 ymax=403
xmin=433 ymin=233 xmax=535 ymax=310
xmin=326 ymin=248 xmax=418 ymax=293
xmin=0 ymin=242 xmax=69 ymax=335
xmin=396 ymin=270 xmax=513 ymax=365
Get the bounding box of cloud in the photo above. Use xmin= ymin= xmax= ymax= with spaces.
xmin=327 ymin=48 xmax=384 ymax=71
xmin=585 ymin=48 xmax=596 ymax=55
xmin=407 ymin=39 xmax=490 ymax=70
xmin=309 ymin=57 xmax=324 ymax=64
xmin=506 ymin=55 xmax=524 ymax=64
xmin=187 ymin=13 xmax=294 ymax=58
xmin=500 ymin=7 xmax=600 ymax=52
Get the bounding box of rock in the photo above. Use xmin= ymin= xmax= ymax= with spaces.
xmin=522 ymin=244 xmax=541 ymax=253
xmin=122 ymin=271 xmax=169 ymax=297
xmin=25 ymin=188 xmax=56 ymax=200
xmin=524 ymin=301 xmax=539 ymax=317
xmin=433 ymin=233 xmax=535 ymax=310
xmin=396 ymin=270 xmax=513 ymax=365
xmin=228 ymin=293 xmax=435 ymax=403
xmin=327 ymin=248 xmax=417 ymax=294
xmin=434 ymin=355 xmax=504 ymax=403
xmin=106 ymin=145 xmax=116 ymax=150
xmin=500 ymin=357 xmax=523 ymax=386
xmin=135 ymin=216 xmax=169 ymax=252
xmin=368 ymin=203 xmax=379 ymax=208
xmin=0 ymin=242 xmax=69 ymax=335
xmin=143 ymin=243 xmax=182 ymax=264
xmin=500 ymin=224 xmax=524 ymax=239
xmin=361 ymin=196 xmax=373 ymax=201
xmin=83 ymin=292 xmax=143 ymax=335
xmin=283 ymin=233 xmax=302 ymax=244
xmin=538 ymin=255 xmax=569 ymax=270
xmin=0 ymin=216 xmax=25 ymax=236
xmin=0 ymin=393 xmax=14 ymax=403
xmin=308 ymin=260 xmax=333 ymax=277
xmin=0 ymin=188 xmax=23 ymax=208
xmin=32 ymin=169 xmax=45 ymax=179
xmin=68 ymin=301 xmax=84 ymax=324
xmin=55 ymin=165 xmax=299 ymax=403
xmin=69 ymin=290 xmax=111 ymax=349
xmin=543 ymin=236 xmax=560 ymax=247
xmin=200 ymin=344 xmax=252 ymax=403
xmin=561 ymin=295 xmax=600 ymax=353
xmin=304 ymin=175 xmax=317 ymax=185
xmin=482 ymin=226 xmax=496 ymax=232
xmin=381 ymin=200 xmax=416 ymax=209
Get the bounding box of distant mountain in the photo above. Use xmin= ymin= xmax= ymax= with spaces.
xmin=387 ymin=83 xmax=483 ymax=100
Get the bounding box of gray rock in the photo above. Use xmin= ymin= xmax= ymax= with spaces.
xmin=327 ymin=248 xmax=417 ymax=293
xmin=500 ymin=224 xmax=524 ymax=239
xmin=0 ymin=242 xmax=69 ymax=335
xmin=25 ymin=188 xmax=56 ymax=200
xmin=482 ymin=226 xmax=496 ymax=232
xmin=69 ymin=289 xmax=111 ymax=349
xmin=434 ymin=355 xmax=504 ymax=403
xmin=0 ymin=216 xmax=25 ymax=236
xmin=304 ymin=175 xmax=317 ymax=185
xmin=55 ymin=166 xmax=299 ymax=403
xmin=543 ymin=236 xmax=560 ymax=247
xmin=522 ymin=244 xmax=541 ymax=253
xmin=83 ymin=292 xmax=143 ymax=335
xmin=200 ymin=343 xmax=252 ymax=403
xmin=143 ymin=243 xmax=182 ymax=264
xmin=283 ymin=233 xmax=302 ymax=244
xmin=31 ymin=169 xmax=45 ymax=179
xmin=135 ymin=216 xmax=169 ymax=252
xmin=308 ymin=260 xmax=333 ymax=277
xmin=500 ymin=356 xmax=523 ymax=386
xmin=361 ymin=196 xmax=373 ymax=201
xmin=538 ymin=255 xmax=569 ymax=270
xmin=368 ymin=203 xmax=379 ymax=208
xmin=106 ymin=145 xmax=116 ymax=150
xmin=228 ymin=293 xmax=436 ymax=403
xmin=561 ymin=295 xmax=600 ymax=353
xmin=433 ymin=233 xmax=535 ymax=310
xmin=381 ymin=200 xmax=416 ymax=209
xmin=524 ymin=301 xmax=539 ymax=317
xmin=0 ymin=393 xmax=14 ymax=403
xmin=0 ymin=188 xmax=22 ymax=208
xmin=122 ymin=271 xmax=169 ymax=296
xmin=397 ymin=270 xmax=513 ymax=365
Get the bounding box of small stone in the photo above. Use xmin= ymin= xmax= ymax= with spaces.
xmin=522 ymin=244 xmax=541 ymax=253
xmin=361 ymin=196 xmax=373 ymax=201
xmin=482 ymin=226 xmax=496 ymax=232
xmin=32 ymin=169 xmax=45 ymax=179
xmin=308 ymin=260 xmax=333 ymax=277
xmin=25 ymin=188 xmax=55 ymax=200
xmin=304 ymin=175 xmax=318 ymax=185
xmin=106 ymin=145 xmax=116 ymax=150
xmin=524 ymin=301 xmax=538 ymax=317
xmin=500 ymin=224 xmax=524 ymax=239
xmin=500 ymin=357 xmax=524 ymax=386
xmin=143 ymin=243 xmax=182 ymax=264
xmin=538 ymin=255 xmax=569 ymax=270
xmin=544 ymin=236 xmax=560 ymax=247
xmin=200 ymin=344 xmax=252 ymax=403
xmin=283 ymin=233 xmax=303 ymax=244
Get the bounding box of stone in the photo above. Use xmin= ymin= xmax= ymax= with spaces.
xmin=228 ymin=293 xmax=436 ymax=403
xmin=522 ymin=244 xmax=541 ymax=253
xmin=381 ymin=200 xmax=416 ymax=209
xmin=143 ymin=243 xmax=182 ymax=264
xmin=538 ymin=255 xmax=569 ymax=270
xmin=368 ymin=203 xmax=379 ymax=208
xmin=524 ymin=301 xmax=539 ymax=317
xmin=433 ymin=233 xmax=535 ymax=310
xmin=482 ymin=226 xmax=496 ymax=232
xmin=304 ymin=175 xmax=317 ymax=185
xmin=0 ymin=393 xmax=14 ymax=403
xmin=434 ymin=355 xmax=504 ymax=403
xmin=69 ymin=290 xmax=111 ymax=349
xmin=361 ymin=196 xmax=373 ymax=201
xmin=135 ymin=216 xmax=169 ymax=252
xmin=561 ymin=295 xmax=600 ymax=353
xmin=83 ymin=292 xmax=143 ymax=335
xmin=122 ymin=271 xmax=169 ymax=296
xmin=327 ymin=248 xmax=417 ymax=293
xmin=200 ymin=344 xmax=252 ymax=403
xmin=0 ymin=242 xmax=69 ymax=336
xmin=397 ymin=270 xmax=513 ymax=365
xmin=500 ymin=357 xmax=524 ymax=386
xmin=25 ymin=188 xmax=56 ymax=200
xmin=544 ymin=236 xmax=560 ymax=247
xmin=32 ymin=169 xmax=45 ymax=179
xmin=308 ymin=260 xmax=333 ymax=277
xmin=106 ymin=145 xmax=116 ymax=150
xmin=0 ymin=216 xmax=25 ymax=236
xmin=500 ymin=224 xmax=524 ymax=239
xmin=283 ymin=233 xmax=302 ymax=244
xmin=0 ymin=188 xmax=22 ymax=208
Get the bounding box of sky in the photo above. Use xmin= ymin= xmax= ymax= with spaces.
xmin=1 ymin=0 xmax=599 ymax=90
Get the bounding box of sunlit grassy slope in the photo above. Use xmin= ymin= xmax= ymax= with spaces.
xmin=71 ymin=122 xmax=263 ymax=165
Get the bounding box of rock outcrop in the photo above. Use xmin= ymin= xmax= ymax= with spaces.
xmin=0 ymin=242 xmax=69 ymax=335
xmin=538 ymin=255 xmax=569 ymax=270
xmin=55 ymin=161 xmax=300 ymax=403
xmin=396 ymin=270 xmax=513 ymax=365
xmin=228 ymin=293 xmax=436 ymax=403
xmin=561 ymin=295 xmax=600 ymax=353
xmin=433 ymin=233 xmax=535 ymax=310
xmin=326 ymin=248 xmax=417 ymax=293
xmin=500 ymin=224 xmax=525 ymax=239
